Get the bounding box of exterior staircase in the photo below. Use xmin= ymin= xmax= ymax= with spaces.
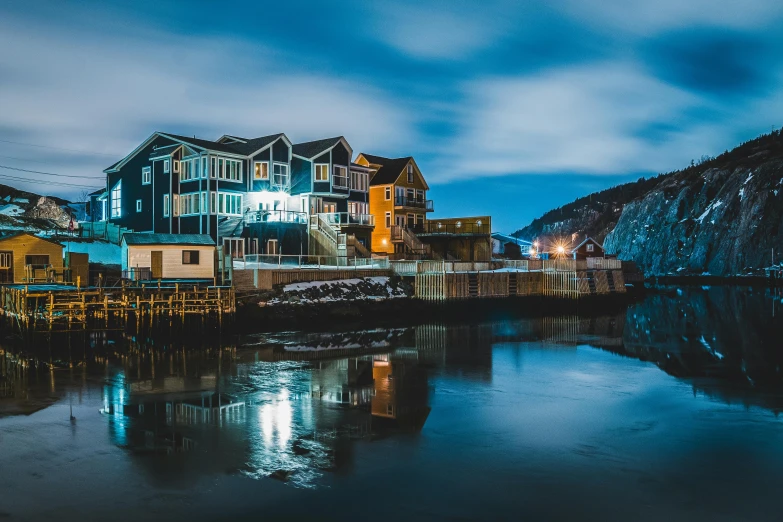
xmin=586 ymin=270 xmax=597 ymax=294
xmin=606 ymin=270 xmax=616 ymax=292
xmin=468 ymin=273 xmax=478 ymax=297
xmin=308 ymin=215 xmax=372 ymax=261
xmin=393 ymin=226 xmax=434 ymax=259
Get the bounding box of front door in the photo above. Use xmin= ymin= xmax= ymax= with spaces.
xmin=151 ymin=251 xmax=163 ymax=279
xmin=395 ymin=215 xmax=405 ymax=228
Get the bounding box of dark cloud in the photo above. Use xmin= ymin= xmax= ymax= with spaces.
xmin=643 ymin=29 xmax=777 ymax=96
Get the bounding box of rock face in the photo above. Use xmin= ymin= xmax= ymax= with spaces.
xmin=604 ymin=134 xmax=783 ymax=275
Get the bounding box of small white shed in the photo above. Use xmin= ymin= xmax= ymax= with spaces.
xmin=121 ymin=233 xmax=215 ymax=280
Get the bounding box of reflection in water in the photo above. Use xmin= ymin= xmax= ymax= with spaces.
xmin=2 ymin=285 xmax=783 ymax=495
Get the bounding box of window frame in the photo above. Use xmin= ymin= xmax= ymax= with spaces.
xmin=110 ymin=180 xmax=122 ymax=218
xmin=163 ymin=194 xmax=170 ymax=218
xmin=385 ymin=211 xmax=391 ymax=228
xmin=586 ymin=243 xmax=594 ymax=252
xmin=182 ymin=250 xmax=200 ymax=265
xmin=314 ymin=163 xmax=329 ymax=182
xmin=407 ymin=164 xmax=414 ymax=183
xmin=25 ymin=254 xmax=50 ymax=268
xmin=254 ymin=161 xmax=269 ymax=180
xmin=384 ymin=187 xmax=391 ymax=200
xmin=163 ymin=159 xmax=170 ymax=174
xmin=141 ymin=166 xmax=151 ymax=185
xmin=136 ymin=199 xmax=142 ymax=212
xmin=272 ymin=163 xmax=289 ymax=187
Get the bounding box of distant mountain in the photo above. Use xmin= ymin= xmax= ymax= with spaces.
xmin=516 ymin=130 xmax=783 ymax=276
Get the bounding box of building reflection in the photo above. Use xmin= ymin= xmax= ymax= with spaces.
xmin=4 ymin=288 xmax=783 ymax=488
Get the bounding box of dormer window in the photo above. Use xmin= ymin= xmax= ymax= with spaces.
xmin=407 ymin=164 xmax=414 ymax=183
xmin=587 ymin=243 xmax=594 ymax=252
xmin=142 ymin=167 xmax=151 ymax=185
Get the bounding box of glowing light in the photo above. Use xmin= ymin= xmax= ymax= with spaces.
xmin=557 ymin=245 xmax=565 ymax=254
xmin=381 ymin=238 xmax=387 ymax=245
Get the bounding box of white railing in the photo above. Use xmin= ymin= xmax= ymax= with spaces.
xmin=318 ymin=212 xmax=375 ymax=227
xmin=237 ymin=254 xmax=390 ymax=270
xmin=332 ymin=174 xmax=349 ymax=189
xmin=317 ymin=214 xmax=338 ymax=244
xmin=586 ymin=257 xmax=622 ymax=270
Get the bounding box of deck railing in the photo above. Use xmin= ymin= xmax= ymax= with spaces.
xmin=394 ymin=196 xmax=434 ymax=211
xmin=318 ymin=212 xmax=375 ymax=227
xmin=237 ymin=254 xmax=390 ymax=270
xmin=244 ymin=210 xmax=307 ymax=225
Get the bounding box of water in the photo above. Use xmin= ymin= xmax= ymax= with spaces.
xmin=1 ymin=286 xmax=782 ymax=521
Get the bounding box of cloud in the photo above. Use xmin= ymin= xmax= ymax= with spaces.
xmin=557 ymin=0 xmax=783 ymax=35
xmin=0 ymin=11 xmax=417 ymax=196
xmin=434 ymin=63 xmax=719 ymax=181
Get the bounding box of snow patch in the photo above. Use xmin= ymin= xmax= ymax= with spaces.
xmin=696 ymin=200 xmax=722 ymax=223
xmin=743 ymin=173 xmax=753 ymax=185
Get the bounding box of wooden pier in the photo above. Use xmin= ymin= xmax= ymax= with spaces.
xmin=0 ymin=282 xmax=235 ymax=335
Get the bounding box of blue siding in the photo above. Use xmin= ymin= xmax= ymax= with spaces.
xmin=290 ymin=157 xmax=312 ymax=196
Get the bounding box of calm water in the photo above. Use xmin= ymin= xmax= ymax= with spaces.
xmin=1 ymin=286 xmax=783 ymax=521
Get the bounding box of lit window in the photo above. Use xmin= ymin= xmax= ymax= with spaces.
xmin=142 ymin=167 xmax=151 ymax=185
xmin=110 ymin=181 xmax=121 ymax=218
xmin=254 ymin=162 xmax=269 ymax=180
xmin=315 ymin=164 xmax=329 ymax=182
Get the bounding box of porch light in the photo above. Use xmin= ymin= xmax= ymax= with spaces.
xmin=456 ymin=221 xmax=462 ymax=228
xmin=557 ymin=245 xmax=565 ymax=254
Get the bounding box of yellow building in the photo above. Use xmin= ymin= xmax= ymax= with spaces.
xmin=0 ymin=232 xmax=64 ymax=283
xmin=355 ymin=154 xmax=433 ymax=256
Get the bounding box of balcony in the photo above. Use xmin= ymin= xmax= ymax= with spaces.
xmin=332 ymin=174 xmax=350 ymax=190
xmin=394 ymin=195 xmax=434 ymax=212
xmin=418 ymin=220 xmax=490 ymax=236
xmin=319 ymin=212 xmax=375 ymax=228
xmin=244 ymin=209 xmax=307 ymax=225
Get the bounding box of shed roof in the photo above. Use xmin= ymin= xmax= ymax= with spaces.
xmin=122 ymin=233 xmax=215 ymax=246
xmin=0 ymin=232 xmax=63 ymax=247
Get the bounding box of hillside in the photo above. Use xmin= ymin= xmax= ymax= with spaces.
xmin=513 ymin=174 xmax=668 ymax=243
xmin=515 ymin=130 xmax=783 ymax=276
xmin=0 ymin=183 xmax=75 ymax=232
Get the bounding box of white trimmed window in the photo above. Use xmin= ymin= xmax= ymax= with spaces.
xmin=350 ymin=171 xmax=368 ymax=192
xmin=314 ymin=164 xmax=329 ymax=182
xmin=407 ymin=163 xmax=414 ymax=183
xmin=173 ymin=160 xmax=180 ymax=174
xmin=384 ymin=187 xmax=391 ymax=200
xmin=217 ymin=192 xmax=242 ymax=216
xmin=136 ymin=199 xmax=142 ymax=212
xmin=272 ymin=163 xmax=289 ymax=187
xmin=180 ymin=158 xmax=202 ymax=182
xmin=254 ymin=161 xmax=269 ymax=180
xmin=385 ymin=211 xmax=391 ymax=228
xmin=172 ymin=194 xmax=179 ymax=217
xmin=201 ymin=157 xmax=208 ymax=178
xmin=179 ymin=192 xmax=202 ymax=216
xmin=333 ymin=165 xmax=348 ymax=188
xmin=163 ymin=194 xmax=170 ymax=217
xmin=141 ymin=166 xmax=151 ymax=185
xmin=110 ymin=181 xmax=121 ymax=218
xmin=210 ymin=157 xmax=217 ymax=179
xmin=587 ymin=243 xmax=594 ymax=252
xmin=163 ymin=159 xmax=170 ymax=173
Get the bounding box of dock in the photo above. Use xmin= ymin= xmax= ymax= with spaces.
xmin=0 ymin=282 xmax=235 ymax=336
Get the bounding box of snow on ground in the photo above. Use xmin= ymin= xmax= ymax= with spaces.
xmin=61 ymin=240 xmax=121 ymax=265
xmin=269 ymin=276 xmax=411 ymax=305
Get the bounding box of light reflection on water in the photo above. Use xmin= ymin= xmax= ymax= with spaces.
xmin=1 ymin=286 xmax=783 ymax=519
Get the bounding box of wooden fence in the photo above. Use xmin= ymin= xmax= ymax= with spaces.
xmin=235 ymin=268 xmax=391 ymax=291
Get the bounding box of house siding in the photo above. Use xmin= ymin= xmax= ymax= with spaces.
xmin=124 ymin=244 xmax=215 ymax=279
xmin=0 ymin=234 xmax=64 ymax=283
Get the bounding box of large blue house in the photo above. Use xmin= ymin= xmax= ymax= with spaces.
xmin=97 ymin=132 xmax=373 ymax=259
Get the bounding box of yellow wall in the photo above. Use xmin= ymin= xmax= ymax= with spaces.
xmin=127 ymin=245 xmax=215 ymax=279
xmin=0 ymin=233 xmax=64 ymax=283
xmin=367 ymin=158 xmax=430 ymax=254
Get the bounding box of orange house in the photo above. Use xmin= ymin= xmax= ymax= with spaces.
xmin=355 ymin=154 xmax=433 ymax=255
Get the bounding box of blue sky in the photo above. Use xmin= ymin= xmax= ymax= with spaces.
xmin=1 ymin=0 xmax=782 ymax=232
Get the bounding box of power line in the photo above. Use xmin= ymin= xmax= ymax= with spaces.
xmin=0 ymin=171 xmax=102 ymax=189
xmin=0 ymin=164 xmax=104 ymax=180
xmin=0 ymin=138 xmax=117 ymax=158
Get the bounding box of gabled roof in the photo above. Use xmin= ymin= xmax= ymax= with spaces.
xmin=122 ymin=233 xmax=215 ymax=246
xmin=159 ymin=133 xmax=242 ymax=155
xmin=360 ymin=154 xmax=425 ymax=187
xmin=0 ymin=232 xmax=63 ymax=247
xmin=570 ymin=237 xmax=603 ymax=252
xmin=292 ymin=137 xmax=344 ymax=159
xmin=88 ymin=188 xmax=106 ymax=197
xmin=227 ymin=133 xmax=288 ymax=156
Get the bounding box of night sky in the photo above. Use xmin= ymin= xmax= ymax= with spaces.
xmin=1 ymin=0 xmax=782 ymax=232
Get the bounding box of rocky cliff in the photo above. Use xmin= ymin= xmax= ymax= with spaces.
xmin=604 ymin=132 xmax=783 ymax=275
